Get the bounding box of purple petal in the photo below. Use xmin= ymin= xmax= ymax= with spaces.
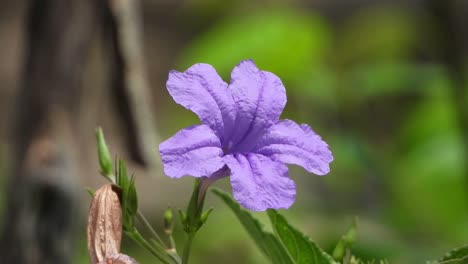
xmin=254 ymin=119 xmax=333 ymax=175
xmin=159 ymin=125 xmax=225 ymax=178
xmin=224 ymin=153 xmax=296 ymax=211
xmin=167 ymin=63 xmax=236 ymax=143
xmin=228 ymin=60 xmax=286 ymax=152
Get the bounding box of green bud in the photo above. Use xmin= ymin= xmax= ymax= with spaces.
xmin=164 ymin=207 xmax=173 ymax=233
xmin=343 ymin=218 xmax=357 ymax=245
xmin=332 ymin=239 xmax=346 ymax=261
xmin=96 ymin=127 xmax=113 ymax=177
xmin=332 ymin=218 xmax=358 ymax=261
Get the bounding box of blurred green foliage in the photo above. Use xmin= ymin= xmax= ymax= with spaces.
xmin=337 ymin=6 xmax=419 ymax=63
xmin=65 ymin=2 xmax=468 ymax=264
xmin=157 ymin=3 xmax=468 ymax=263
xmin=178 ymin=8 xmax=331 ymax=81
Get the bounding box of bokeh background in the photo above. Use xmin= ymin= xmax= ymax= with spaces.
xmin=0 ymin=0 xmax=467 ymax=263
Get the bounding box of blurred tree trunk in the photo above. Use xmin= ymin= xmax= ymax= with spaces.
xmin=99 ymin=0 xmax=159 ymax=169
xmin=0 ymin=0 xmax=97 ymax=263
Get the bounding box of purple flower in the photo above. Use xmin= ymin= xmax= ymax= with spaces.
xmin=159 ymin=60 xmax=333 ymax=211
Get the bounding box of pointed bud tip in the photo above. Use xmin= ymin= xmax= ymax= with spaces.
xmin=96 ymin=127 xmax=113 ymax=177
xmin=200 ymin=208 xmax=214 ymax=224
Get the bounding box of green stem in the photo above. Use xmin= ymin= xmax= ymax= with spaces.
xmin=168 ymin=250 xmax=182 ymax=264
xmin=180 ymin=178 xmax=212 ymax=264
xmin=343 ymin=248 xmax=351 ymax=264
xmin=137 ymin=210 xmax=167 ymax=247
xmin=167 ymin=234 xmax=177 ymax=253
xmin=182 ymin=233 xmax=196 ymax=264
xmin=128 ymin=229 xmax=174 ymax=264
xmin=149 ymin=238 xmax=181 ymax=264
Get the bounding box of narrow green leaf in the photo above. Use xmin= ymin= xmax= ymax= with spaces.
xmin=127 ymin=175 xmax=138 ymax=217
xmin=212 ymin=188 xmax=294 ymax=264
xmin=178 ymin=209 xmax=187 ymax=227
xmin=267 ymin=209 xmax=338 ymax=264
xmin=95 ymin=127 xmax=113 ymax=176
xmin=117 ymin=160 xmax=129 ymax=190
xmin=437 ymin=245 xmax=468 ymax=264
xmin=200 ymin=208 xmax=214 ymax=225
xmin=116 ymin=160 xmax=137 ymax=230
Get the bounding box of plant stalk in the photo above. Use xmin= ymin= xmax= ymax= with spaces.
xmin=137 ymin=210 xmax=167 ymax=247
xmin=182 ymin=233 xmax=196 ymax=264
xmin=128 ymin=229 xmax=174 ymax=264
xmin=181 ymin=178 xmax=212 ymax=263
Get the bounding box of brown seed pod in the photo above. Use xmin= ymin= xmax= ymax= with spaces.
xmin=87 ymin=184 xmax=123 ymax=264
xmin=98 ymin=253 xmax=139 ymax=264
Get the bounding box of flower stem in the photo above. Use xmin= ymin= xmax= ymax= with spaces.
xmin=180 ymin=178 xmax=212 ymax=264
xmin=168 ymin=234 xmax=177 ymax=252
xmin=182 ymin=233 xmax=196 ymax=264
xmin=128 ymin=228 xmax=174 ymax=264
xmin=136 ymin=211 xmax=182 ymax=263
xmin=137 ymin=210 xmax=167 ymax=247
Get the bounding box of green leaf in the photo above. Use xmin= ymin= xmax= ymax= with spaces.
xmin=267 ymin=209 xmax=337 ymax=264
xmin=212 ymin=188 xmax=294 ymax=264
xmin=95 ymin=127 xmax=113 ymax=177
xmin=437 ymin=245 xmax=468 ymax=264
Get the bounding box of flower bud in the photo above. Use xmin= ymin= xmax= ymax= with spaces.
xmin=163 ymin=207 xmax=173 ymax=234
xmin=87 ymin=184 xmax=122 ymax=264
xmin=96 ymin=127 xmax=113 ymax=178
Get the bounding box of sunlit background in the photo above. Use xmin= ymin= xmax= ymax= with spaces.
xmin=0 ymin=0 xmax=467 ymax=263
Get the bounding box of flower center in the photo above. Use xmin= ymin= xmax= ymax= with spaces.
xmin=222 ymin=140 xmax=235 ymax=155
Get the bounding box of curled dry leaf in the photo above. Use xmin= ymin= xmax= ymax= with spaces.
xmin=99 ymin=253 xmax=139 ymax=264
xmin=87 ymin=184 xmax=122 ymax=264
